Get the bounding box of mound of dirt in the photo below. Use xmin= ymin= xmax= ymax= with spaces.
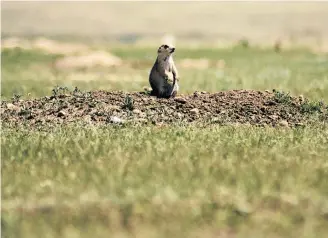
xmin=54 ymin=51 xmax=123 ymax=70
xmin=1 ymin=37 xmax=32 ymax=50
xmin=32 ymin=37 xmax=90 ymax=55
xmin=1 ymin=90 xmax=327 ymax=128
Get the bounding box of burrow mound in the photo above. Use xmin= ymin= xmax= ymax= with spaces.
xmin=1 ymin=90 xmax=327 ymax=128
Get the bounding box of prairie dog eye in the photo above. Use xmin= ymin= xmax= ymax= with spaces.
xmin=163 ymin=45 xmax=169 ymax=49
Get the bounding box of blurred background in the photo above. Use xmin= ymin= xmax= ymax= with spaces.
xmin=2 ymin=1 xmax=328 ymax=101
xmin=2 ymin=1 xmax=328 ymax=49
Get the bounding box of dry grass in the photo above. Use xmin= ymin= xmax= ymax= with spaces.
xmin=2 ymin=125 xmax=328 ymax=238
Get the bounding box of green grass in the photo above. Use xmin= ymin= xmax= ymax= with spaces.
xmin=1 ymin=45 xmax=328 ymax=238
xmin=2 ymin=46 xmax=328 ymax=101
xmin=2 ymin=125 xmax=328 ymax=238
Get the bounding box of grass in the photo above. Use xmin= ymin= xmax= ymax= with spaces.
xmin=2 ymin=46 xmax=328 ymax=102
xmin=2 ymin=125 xmax=328 ymax=238
xmin=1 ymin=43 xmax=328 ymax=237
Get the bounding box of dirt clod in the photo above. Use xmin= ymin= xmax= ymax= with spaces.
xmin=279 ymin=120 xmax=289 ymax=127
xmin=133 ymin=109 xmax=142 ymax=114
xmin=174 ymin=97 xmax=187 ymax=104
xmin=6 ymin=103 xmax=20 ymax=112
xmin=58 ymin=110 xmax=66 ymax=117
xmin=109 ymin=116 xmax=124 ymax=124
xmin=190 ymin=108 xmax=199 ymax=115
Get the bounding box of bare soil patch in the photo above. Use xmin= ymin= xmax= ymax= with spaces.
xmin=54 ymin=51 xmax=123 ymax=70
xmin=2 ymin=90 xmax=327 ymax=128
xmin=1 ymin=37 xmax=90 ymax=55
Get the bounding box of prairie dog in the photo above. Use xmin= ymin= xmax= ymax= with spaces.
xmin=149 ymin=44 xmax=179 ymax=98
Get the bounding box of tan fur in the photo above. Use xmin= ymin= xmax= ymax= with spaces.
xmin=149 ymin=44 xmax=179 ymax=98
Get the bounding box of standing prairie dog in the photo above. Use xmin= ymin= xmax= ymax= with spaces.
xmin=149 ymin=44 xmax=179 ymax=98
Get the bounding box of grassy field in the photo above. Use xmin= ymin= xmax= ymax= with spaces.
xmin=1 ymin=42 xmax=328 ymax=238
xmin=2 ymin=45 xmax=328 ymax=101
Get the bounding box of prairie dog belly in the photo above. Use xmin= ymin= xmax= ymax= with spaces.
xmin=159 ymin=58 xmax=175 ymax=83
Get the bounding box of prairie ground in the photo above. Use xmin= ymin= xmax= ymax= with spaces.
xmin=1 ymin=40 xmax=328 ymax=238
xmin=1 ymin=2 xmax=328 ymax=237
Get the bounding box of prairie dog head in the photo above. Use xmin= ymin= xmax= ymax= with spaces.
xmin=157 ymin=44 xmax=175 ymax=60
